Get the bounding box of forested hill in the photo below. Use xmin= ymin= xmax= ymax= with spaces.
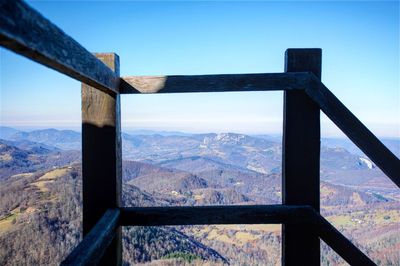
xmin=0 ymin=128 xmax=399 ymax=265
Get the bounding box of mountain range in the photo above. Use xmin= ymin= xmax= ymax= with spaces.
xmin=0 ymin=126 xmax=399 ymax=265
xmin=2 ymin=126 xmax=399 ymax=156
xmin=3 ymin=127 xmax=397 ymax=191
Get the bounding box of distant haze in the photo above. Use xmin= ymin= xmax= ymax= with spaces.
xmin=1 ymin=1 xmax=399 ymax=137
xmin=1 ymin=120 xmax=398 ymax=138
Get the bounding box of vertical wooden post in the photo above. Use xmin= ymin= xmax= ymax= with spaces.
xmin=82 ymin=53 xmax=122 ymax=265
xmin=282 ymin=48 xmax=321 ymax=266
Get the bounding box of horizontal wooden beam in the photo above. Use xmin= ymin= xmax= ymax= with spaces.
xmin=120 ymin=72 xmax=310 ymax=94
xmin=61 ymin=209 xmax=120 ymax=266
xmin=61 ymin=206 xmax=376 ymax=265
xmin=119 ymin=205 xmax=376 ymax=265
xmin=0 ymin=0 xmax=119 ymax=94
xmin=307 ymin=75 xmax=400 ymax=188
xmin=119 ymin=205 xmax=313 ymax=226
xmin=312 ymin=212 xmax=376 ymax=266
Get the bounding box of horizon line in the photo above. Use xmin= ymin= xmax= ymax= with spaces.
xmin=1 ymin=125 xmax=399 ymax=139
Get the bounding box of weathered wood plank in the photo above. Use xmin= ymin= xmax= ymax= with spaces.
xmin=61 ymin=209 xmax=120 ymax=266
xmin=120 ymin=72 xmax=310 ymax=94
xmin=282 ymin=48 xmax=321 ymax=266
xmin=311 ymin=211 xmax=377 ymax=266
xmin=0 ymin=0 xmax=119 ymax=94
xmin=119 ymin=205 xmax=313 ymax=226
xmin=307 ymin=75 xmax=400 ymax=188
xmin=82 ymin=53 xmax=122 ymax=265
xmin=61 ymin=206 xmax=376 ymax=266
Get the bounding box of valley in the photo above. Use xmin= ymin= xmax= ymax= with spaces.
xmin=0 ymin=126 xmax=398 ymax=265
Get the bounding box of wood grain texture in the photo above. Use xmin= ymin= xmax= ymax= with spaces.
xmin=0 ymin=0 xmax=119 ymax=94
xmin=82 ymin=53 xmax=122 ymax=265
xmin=307 ymin=75 xmax=400 ymax=188
xmin=120 ymin=72 xmax=310 ymax=94
xmin=120 ymin=205 xmax=314 ymax=226
xmin=61 ymin=209 xmax=120 ymax=266
xmin=282 ymin=48 xmax=321 ymax=266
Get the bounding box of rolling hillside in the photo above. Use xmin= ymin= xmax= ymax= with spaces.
xmin=0 ymin=127 xmax=399 ymax=265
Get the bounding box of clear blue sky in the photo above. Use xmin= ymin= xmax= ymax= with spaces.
xmin=1 ymin=1 xmax=399 ymax=137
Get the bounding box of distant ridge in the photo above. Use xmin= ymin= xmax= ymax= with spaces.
xmin=0 ymin=126 xmax=400 ymax=158
xmin=0 ymin=126 xmax=20 ymax=139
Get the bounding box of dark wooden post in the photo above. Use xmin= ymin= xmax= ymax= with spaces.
xmin=282 ymin=48 xmax=321 ymax=266
xmin=82 ymin=53 xmax=122 ymax=265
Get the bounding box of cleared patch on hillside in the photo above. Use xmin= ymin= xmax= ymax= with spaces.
xmin=32 ymin=168 xmax=69 ymax=192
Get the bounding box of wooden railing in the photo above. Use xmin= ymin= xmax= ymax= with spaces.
xmin=1 ymin=1 xmax=399 ymax=266
xmin=61 ymin=206 xmax=376 ymax=266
